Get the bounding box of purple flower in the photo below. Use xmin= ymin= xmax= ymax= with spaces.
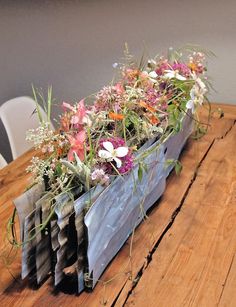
xmin=171 ymin=63 xmax=191 ymax=77
xmin=91 ymin=168 xmax=109 ymax=186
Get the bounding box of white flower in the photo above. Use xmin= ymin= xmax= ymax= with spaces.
xmin=149 ymin=71 xmax=158 ymax=78
xmin=112 ymin=62 xmax=119 ymax=68
xmin=164 ymin=70 xmax=186 ymax=81
xmin=196 ymin=77 xmax=207 ymax=95
xmin=148 ymin=71 xmax=158 ymax=83
xmin=187 ymin=76 xmax=207 ymax=112
xmin=98 ymin=141 xmax=128 ymax=168
xmin=148 ymin=59 xmax=157 ymax=65
xmin=186 ymin=88 xmax=195 ymax=113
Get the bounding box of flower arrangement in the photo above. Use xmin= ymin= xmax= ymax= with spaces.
xmin=26 ymin=46 xmax=210 ymax=197
xmin=8 ymin=45 xmax=212 ymax=291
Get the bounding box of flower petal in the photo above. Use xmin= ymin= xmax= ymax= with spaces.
xmin=76 ymin=130 xmax=86 ymax=143
xmin=62 ymin=102 xmax=74 ymax=111
xmin=98 ymin=150 xmax=113 ymax=159
xmin=67 ymin=135 xmax=76 ymax=146
xmin=102 ymin=141 xmax=114 ymax=153
xmin=186 ymin=100 xmax=194 ymax=111
xmin=76 ymin=148 xmax=85 ymax=161
xmin=164 ymin=71 xmax=174 ymax=79
xmin=196 ymin=78 xmax=206 ymax=91
xmin=190 ymin=87 xmax=195 ymax=100
xmin=68 ymin=149 xmax=75 ymax=161
xmin=114 ymin=157 xmax=122 ymax=168
xmin=176 ymin=73 xmax=186 ymax=81
xmin=115 ymin=146 xmax=128 ymax=157
xmin=71 ymin=115 xmax=79 ymax=124
xmin=149 ymin=71 xmax=157 ymax=78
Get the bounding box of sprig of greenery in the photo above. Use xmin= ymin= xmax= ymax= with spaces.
xmin=31 ymin=84 xmax=54 ymax=126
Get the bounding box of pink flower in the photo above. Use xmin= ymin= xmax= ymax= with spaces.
xmin=62 ymin=100 xmax=91 ymax=127
xmin=70 ymin=99 xmax=87 ymax=125
xmin=62 ymin=101 xmax=74 ymax=112
xmin=171 ymin=63 xmax=191 ymax=77
xmin=91 ymin=168 xmax=109 ymax=186
xmin=114 ymin=82 xmax=124 ymax=95
xmin=67 ymin=130 xmax=86 ymax=162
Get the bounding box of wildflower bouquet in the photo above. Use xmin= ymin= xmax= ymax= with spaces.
xmin=11 ymin=46 xmax=211 ymax=292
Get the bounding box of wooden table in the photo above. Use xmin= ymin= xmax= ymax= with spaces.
xmin=0 ymin=103 xmax=236 ymax=307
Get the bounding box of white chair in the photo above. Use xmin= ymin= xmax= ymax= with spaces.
xmin=0 ymin=96 xmax=54 ymax=160
xmin=0 ymin=153 xmax=7 ymax=169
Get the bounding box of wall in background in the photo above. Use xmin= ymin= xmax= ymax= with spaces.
xmin=0 ymin=0 xmax=235 ymax=162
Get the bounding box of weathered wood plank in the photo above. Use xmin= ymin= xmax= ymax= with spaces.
xmin=114 ymin=116 xmax=236 ymax=307
xmin=124 ymin=121 xmax=236 ymax=307
xmin=219 ymin=253 xmax=236 ymax=307
xmin=188 ymin=182 xmax=236 ymax=307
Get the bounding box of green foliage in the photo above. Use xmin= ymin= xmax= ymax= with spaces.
xmin=165 ymin=159 xmax=183 ymax=175
xmin=31 ymin=85 xmax=54 ymax=125
xmin=138 ymin=163 xmax=143 ymax=182
xmin=192 ymin=125 xmax=207 ymax=140
xmin=167 ymin=104 xmax=183 ymax=132
xmin=61 ymin=153 xmax=91 ymax=190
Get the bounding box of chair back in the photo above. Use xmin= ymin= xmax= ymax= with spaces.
xmin=0 ymin=96 xmax=54 ymax=159
xmin=0 ymin=153 xmax=7 ymax=169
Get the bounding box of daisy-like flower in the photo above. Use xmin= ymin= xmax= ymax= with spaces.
xmin=98 ymin=141 xmax=128 ymax=168
xmin=148 ymin=71 xmax=158 ymax=83
xmin=186 ymin=76 xmax=207 ymax=112
xmin=186 ymin=87 xmax=195 ymax=112
xmin=149 ymin=71 xmax=158 ymax=79
xmin=164 ymin=70 xmax=187 ymax=81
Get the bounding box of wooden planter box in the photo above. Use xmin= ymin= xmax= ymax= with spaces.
xmin=14 ymin=114 xmax=193 ymax=293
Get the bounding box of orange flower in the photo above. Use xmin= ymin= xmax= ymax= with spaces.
xmin=60 ymin=113 xmax=71 ymax=132
xmin=57 ymin=147 xmax=63 ymax=157
xmin=109 ymin=112 xmax=124 ymax=121
xmin=139 ymin=101 xmax=155 ymax=113
xmin=188 ymin=62 xmax=198 ymax=72
xmin=126 ymin=69 xmax=140 ymax=79
xmin=146 ymin=113 xmax=160 ymax=125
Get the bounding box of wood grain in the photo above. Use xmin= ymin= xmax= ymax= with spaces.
xmin=124 ymin=113 xmax=236 ymax=306
xmin=0 ymin=103 xmax=235 ymax=307
xmin=219 ymin=253 xmax=236 ymax=307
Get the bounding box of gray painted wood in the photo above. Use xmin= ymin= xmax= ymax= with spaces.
xmin=13 ymin=182 xmax=44 ymax=241
xmin=84 ymin=141 xmax=166 ymax=287
xmin=22 ymin=208 xmax=37 ymax=279
xmin=35 ymin=194 xmax=52 ymax=284
xmin=74 ymin=185 xmax=105 ymax=292
xmin=54 ymin=193 xmax=76 ymax=286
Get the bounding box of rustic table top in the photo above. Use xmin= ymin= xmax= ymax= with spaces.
xmin=0 ymin=103 xmax=236 ymax=307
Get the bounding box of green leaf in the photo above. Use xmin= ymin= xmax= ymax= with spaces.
xmin=55 ymin=164 xmax=62 ymax=176
xmin=31 ymin=84 xmax=43 ymax=123
xmin=192 ymin=125 xmax=207 ymax=140
xmin=174 ymin=161 xmax=182 ymax=175
xmin=165 ymin=159 xmax=182 ymax=175
xmin=165 ymin=159 xmax=175 ymax=168
xmin=47 ymin=86 xmax=52 ymax=122
xmin=138 ymin=163 xmax=143 ymax=182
